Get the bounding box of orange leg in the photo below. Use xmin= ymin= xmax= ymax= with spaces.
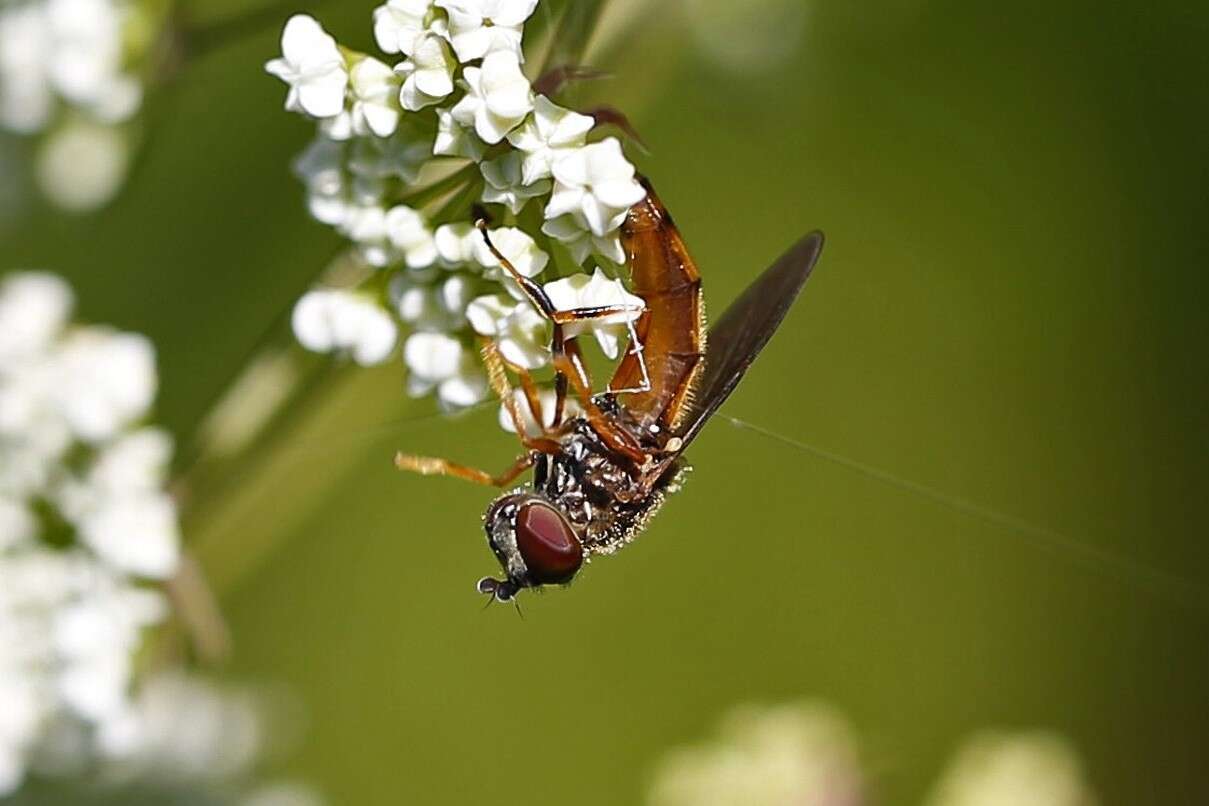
xmin=480 ymin=339 xmax=563 ymax=454
xmin=552 ymin=348 xmax=647 ymax=465
xmin=395 ymin=451 xmax=534 ymax=488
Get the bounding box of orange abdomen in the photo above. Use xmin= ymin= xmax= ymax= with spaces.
xmin=611 ymin=180 xmax=706 ymax=432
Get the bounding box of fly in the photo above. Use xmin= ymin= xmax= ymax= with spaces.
xmin=395 ymin=178 xmax=824 ymax=601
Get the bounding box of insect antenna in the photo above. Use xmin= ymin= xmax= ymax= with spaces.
xmin=720 ymin=414 xmax=1209 ymax=617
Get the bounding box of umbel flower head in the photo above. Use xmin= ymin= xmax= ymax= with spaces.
xmin=0 ymin=0 xmax=162 ymax=211
xmin=265 ymin=2 xmax=650 ymax=424
xmin=0 ymin=270 xmax=183 ymax=795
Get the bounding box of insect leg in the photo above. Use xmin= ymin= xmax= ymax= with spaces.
xmin=480 ymin=339 xmax=563 ymax=453
xmin=394 ymin=451 xmax=535 ymax=488
xmin=475 ymin=221 xmax=558 ymax=318
xmin=552 ymin=344 xmax=647 ymax=465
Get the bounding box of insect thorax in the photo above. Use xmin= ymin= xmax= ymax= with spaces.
xmin=535 ymin=417 xmax=688 ymax=556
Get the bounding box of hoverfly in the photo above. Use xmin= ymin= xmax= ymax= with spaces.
xmin=396 ymin=179 xmax=824 ymax=601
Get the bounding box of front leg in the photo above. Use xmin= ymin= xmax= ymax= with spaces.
xmin=395 ymin=452 xmax=535 ymax=488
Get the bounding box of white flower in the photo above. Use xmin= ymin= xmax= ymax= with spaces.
xmin=403 ymin=332 xmax=488 ymax=409
xmin=0 ymin=3 xmax=53 ymax=133
xmin=480 ymin=151 xmax=550 ymax=214
xmin=541 ymin=214 xmax=625 ymax=264
xmin=74 ymin=493 xmax=180 ymax=579
xmin=35 ymin=118 xmax=131 ymax=212
xmin=506 ymin=96 xmax=595 ymax=184
xmin=450 ymin=50 xmax=533 ymax=144
xmin=373 ymin=0 xmax=437 ymax=56
xmin=392 ymin=282 xmax=442 ymax=331
xmin=396 ymin=32 xmax=456 ymax=111
xmin=497 ymin=388 xmax=580 ymax=436
xmin=546 ymin=137 xmax=646 ymax=237
xmin=50 ymin=328 xmax=157 ymax=443
xmin=292 ymin=135 xmax=348 ymax=225
xmin=435 ymin=0 xmax=538 ymax=62
xmin=0 ymin=497 xmax=36 ymax=551
xmin=339 ymin=204 xmax=395 ymax=266
xmin=648 ymin=702 xmax=864 ymax=806
xmin=264 ymin=14 xmax=348 ymax=119
xmin=433 ymin=107 xmax=485 ymax=160
xmin=86 ymin=428 xmax=173 ymax=495
xmin=385 ymin=205 xmax=438 ymax=268
xmin=926 ymin=732 xmax=1096 ymax=806
xmin=44 ymin=0 xmax=141 ymax=122
xmin=346 ymin=56 xmax=401 ymax=137
xmin=349 ymin=130 xmax=431 ymax=184
xmin=472 ymin=226 xmax=548 ymax=297
xmin=434 ymin=222 xmax=479 ymax=266
xmin=0 ymin=272 xmax=73 ymax=364
xmin=291 ymin=289 xmax=399 ymax=366
xmin=543 ymin=268 xmax=644 ymax=359
xmin=466 ymin=294 xmax=548 ymax=369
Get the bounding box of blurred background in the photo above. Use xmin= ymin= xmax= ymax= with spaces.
xmin=2 ymin=0 xmax=1207 ymax=804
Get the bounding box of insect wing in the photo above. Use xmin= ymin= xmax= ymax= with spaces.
xmin=675 ymin=231 xmax=824 ymax=448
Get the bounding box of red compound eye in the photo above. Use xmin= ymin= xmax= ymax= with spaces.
xmin=514 ymin=501 xmax=583 ymax=585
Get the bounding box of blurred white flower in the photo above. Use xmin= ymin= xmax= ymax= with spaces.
xmin=0 ymin=498 xmax=36 ymax=551
xmin=98 ymin=672 xmax=263 ymax=784
xmin=0 ymin=551 xmax=171 ymax=795
xmin=403 ymin=332 xmax=488 ymax=408
xmin=265 ymin=15 xmax=348 ymax=119
xmin=73 ymin=493 xmax=180 ymax=579
xmin=450 ymin=50 xmax=533 ymax=144
xmin=497 ymin=387 xmax=580 ymax=436
xmin=0 ymin=272 xmax=73 ymax=364
xmin=466 ymin=294 xmax=548 ymax=369
xmin=541 ymin=213 xmax=625 ymax=264
xmin=435 ymin=0 xmax=538 ymax=62
xmin=344 ymin=56 xmax=401 ymax=137
xmin=480 ymin=151 xmax=550 ymax=214
xmin=396 ymin=32 xmax=457 ymax=111
xmin=349 ymin=129 xmax=431 ymax=184
xmin=373 ymin=0 xmax=437 ymax=57
xmin=242 ymin=782 xmax=327 ymax=806
xmin=292 ymin=135 xmax=349 ymax=225
xmin=506 ymin=95 xmax=595 ymax=185
xmin=546 ymin=137 xmax=646 ymax=237
xmin=0 ymin=3 xmax=53 ymax=133
xmin=45 ymin=0 xmax=141 ymax=122
xmin=543 ymin=268 xmax=643 ymax=359
xmin=385 ymin=205 xmax=439 ymax=268
xmin=35 ymin=119 xmax=130 ymax=212
xmin=292 ymin=289 xmax=399 ymax=366
xmin=50 ymin=327 xmax=157 ymax=443
xmin=434 ymin=222 xmax=479 ymax=266
xmin=648 ymin=702 xmax=865 ymax=806
xmin=926 ymin=731 xmax=1098 ymax=806
xmin=339 ymin=204 xmax=395 ymax=266
xmin=433 ymin=106 xmax=485 ymax=159
xmin=392 ymin=275 xmax=455 ymax=332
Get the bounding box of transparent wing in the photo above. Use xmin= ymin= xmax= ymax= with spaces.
xmin=675 ymin=231 xmax=824 ymax=448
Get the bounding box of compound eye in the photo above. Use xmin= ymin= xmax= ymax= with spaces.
xmin=514 ymin=501 xmax=583 ymax=585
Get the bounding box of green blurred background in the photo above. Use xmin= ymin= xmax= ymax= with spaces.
xmin=3 ymin=0 xmax=1207 ymax=803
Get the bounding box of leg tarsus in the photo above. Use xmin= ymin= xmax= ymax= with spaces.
xmin=395 ymin=451 xmax=534 ymax=488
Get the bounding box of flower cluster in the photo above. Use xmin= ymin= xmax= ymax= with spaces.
xmin=267 ymin=2 xmax=648 ymax=422
xmin=0 ymin=271 xmax=182 ymax=794
xmin=0 ymin=0 xmax=160 ymax=210
xmin=647 ymin=702 xmax=1100 ymax=806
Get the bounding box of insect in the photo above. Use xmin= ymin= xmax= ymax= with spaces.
xmin=396 ymin=179 xmax=824 ymax=601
